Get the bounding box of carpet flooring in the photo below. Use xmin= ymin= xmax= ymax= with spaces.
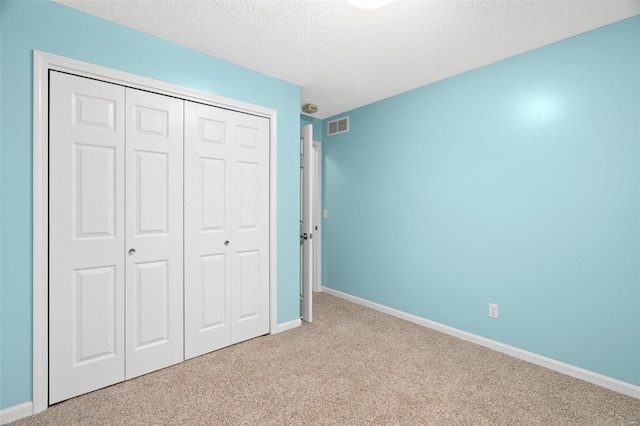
xmin=13 ymin=292 xmax=640 ymax=425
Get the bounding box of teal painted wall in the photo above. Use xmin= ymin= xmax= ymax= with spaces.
xmin=323 ymin=16 xmax=640 ymax=386
xmin=0 ymin=0 xmax=300 ymax=409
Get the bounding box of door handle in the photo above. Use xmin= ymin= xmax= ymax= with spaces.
xmin=224 ymin=240 xmax=230 ymax=246
xmin=128 ymin=248 xmax=136 ymax=256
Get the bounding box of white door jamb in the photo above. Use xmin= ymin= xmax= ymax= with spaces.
xmin=312 ymin=141 xmax=323 ymax=292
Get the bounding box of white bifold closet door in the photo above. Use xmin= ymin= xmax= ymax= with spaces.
xmin=124 ymin=87 xmax=184 ymax=379
xmin=49 ymin=71 xmax=184 ymax=404
xmin=184 ymin=101 xmax=270 ymax=360
xmin=49 ymin=72 xmax=126 ymax=405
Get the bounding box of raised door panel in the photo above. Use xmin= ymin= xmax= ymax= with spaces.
xmin=125 ymin=88 xmax=184 ymax=379
xmin=133 ymin=261 xmax=170 ymax=347
xmin=74 ymin=144 xmax=117 ymax=238
xmin=184 ymin=102 xmax=233 ymax=359
xmin=135 ymin=151 xmax=169 ymax=235
xmin=237 ymin=162 xmax=259 ymax=230
xmin=200 ymin=254 xmax=227 ymax=328
xmin=49 ymin=71 xmax=126 ymax=404
xmin=202 ymin=159 xmax=226 ymax=231
xmin=74 ymin=266 xmax=118 ymax=364
xmin=236 ymin=250 xmax=259 ymax=320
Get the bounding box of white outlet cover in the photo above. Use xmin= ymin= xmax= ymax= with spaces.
xmin=489 ymin=303 xmax=499 ymax=319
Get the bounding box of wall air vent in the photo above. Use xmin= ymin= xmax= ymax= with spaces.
xmin=327 ymin=116 xmax=349 ymax=136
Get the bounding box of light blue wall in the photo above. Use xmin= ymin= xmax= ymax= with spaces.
xmin=323 ymin=16 xmax=640 ymax=386
xmin=0 ymin=0 xmax=300 ymax=409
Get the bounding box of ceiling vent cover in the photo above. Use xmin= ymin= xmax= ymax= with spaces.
xmin=327 ymin=116 xmax=349 ymax=136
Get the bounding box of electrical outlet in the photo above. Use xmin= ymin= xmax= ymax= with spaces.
xmin=489 ymin=303 xmax=498 ymax=319
xmin=322 ymin=209 xmax=328 ymax=219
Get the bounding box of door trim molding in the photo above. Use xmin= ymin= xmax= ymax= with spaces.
xmin=312 ymin=141 xmax=322 ymax=293
xmin=32 ymin=50 xmax=279 ymax=414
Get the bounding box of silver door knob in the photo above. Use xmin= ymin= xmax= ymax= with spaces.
xmin=128 ymin=248 xmax=136 ymax=255
xmin=224 ymin=241 xmax=230 ymax=246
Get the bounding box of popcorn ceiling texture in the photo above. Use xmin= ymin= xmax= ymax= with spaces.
xmin=12 ymin=293 xmax=640 ymax=425
xmin=54 ymin=0 xmax=640 ymax=119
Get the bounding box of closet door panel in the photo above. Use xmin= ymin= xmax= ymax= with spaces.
xmin=125 ymin=88 xmax=184 ymax=378
xmin=49 ymin=71 xmax=126 ymax=404
xmin=185 ymin=102 xmax=270 ymax=356
xmin=184 ymin=102 xmax=233 ymax=359
xmin=230 ymin=114 xmax=270 ymax=344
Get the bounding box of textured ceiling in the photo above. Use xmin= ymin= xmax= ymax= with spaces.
xmin=55 ymin=0 xmax=640 ymax=119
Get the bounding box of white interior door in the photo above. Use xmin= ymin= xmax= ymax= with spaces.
xmin=124 ymin=88 xmax=184 ymax=379
xmin=49 ymin=71 xmax=126 ymax=404
xmin=300 ymin=125 xmax=313 ymax=323
xmin=184 ymin=102 xmax=270 ymax=359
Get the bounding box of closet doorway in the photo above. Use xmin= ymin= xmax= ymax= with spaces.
xmin=33 ymin=51 xmax=278 ymax=413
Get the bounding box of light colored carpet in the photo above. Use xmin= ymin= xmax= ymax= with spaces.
xmin=13 ymin=292 xmax=640 ymax=425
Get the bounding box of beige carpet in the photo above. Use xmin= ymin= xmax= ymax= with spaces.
xmin=14 ymin=292 xmax=640 ymax=425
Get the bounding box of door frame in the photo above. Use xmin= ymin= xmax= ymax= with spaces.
xmin=312 ymin=141 xmax=323 ymax=293
xmin=32 ymin=50 xmax=279 ymax=414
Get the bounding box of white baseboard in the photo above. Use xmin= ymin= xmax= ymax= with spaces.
xmin=322 ymin=287 xmax=640 ymax=399
xmin=272 ymin=318 xmax=301 ymax=334
xmin=1 ymin=401 xmax=33 ymax=425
